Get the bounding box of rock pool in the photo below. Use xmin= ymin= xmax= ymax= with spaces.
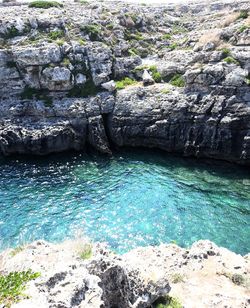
xmin=0 ymin=149 xmax=249 ymax=254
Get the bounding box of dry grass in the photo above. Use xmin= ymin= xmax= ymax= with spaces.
xmin=219 ymin=12 xmax=239 ymax=27
xmin=197 ymin=30 xmax=221 ymax=47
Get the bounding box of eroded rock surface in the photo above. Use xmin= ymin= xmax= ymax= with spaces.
xmin=0 ymin=240 xmax=249 ymax=307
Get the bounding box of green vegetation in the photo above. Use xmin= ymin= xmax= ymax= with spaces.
xmin=134 ymin=65 xmax=162 ymax=83
xmin=55 ymin=39 xmax=65 ymax=46
xmin=4 ymin=26 xmax=19 ymax=39
xmin=68 ymin=80 xmax=99 ymax=98
xmin=238 ymin=25 xmax=249 ymax=33
xmin=62 ymin=58 xmax=71 ymax=66
xmin=172 ymin=24 xmax=188 ymax=34
xmin=21 ymin=87 xmax=53 ymax=107
xmin=223 ymin=56 xmax=239 ymax=65
xmin=78 ymin=38 xmax=86 ymax=46
xmin=238 ymin=10 xmax=249 ymax=19
xmin=48 ymin=30 xmax=64 ymax=40
xmin=153 ymin=296 xmax=182 ymax=308
xmin=10 ymin=246 xmax=24 ymax=257
xmin=115 ymin=77 xmax=137 ymax=90
xmin=125 ymin=30 xmax=144 ymax=41
xmin=81 ymin=24 xmax=101 ymax=41
xmin=148 ymin=65 xmax=162 ymax=83
xmin=169 ymin=74 xmax=185 ymax=87
xmin=220 ymin=48 xmax=231 ymax=58
xmin=161 ymin=88 xmax=171 ymax=94
xmin=79 ymin=243 xmax=92 ymax=260
xmin=171 ymin=273 xmax=184 ymax=284
xmin=162 ymin=34 xmax=171 ymax=40
xmin=245 ymin=75 xmax=250 ymax=85
xmin=80 ymin=0 xmax=89 ymax=4
xmin=0 ymin=270 xmax=40 ymax=308
xmin=168 ymin=43 xmax=178 ymax=50
xmin=29 ymin=1 xmax=63 ymax=9
xmin=128 ymin=48 xmax=138 ymax=56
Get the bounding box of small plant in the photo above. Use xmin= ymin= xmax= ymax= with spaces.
xmin=168 ymin=43 xmax=178 ymax=50
xmin=78 ymin=38 xmax=86 ymax=46
xmin=29 ymin=1 xmax=63 ymax=9
xmin=231 ymin=273 xmax=245 ymax=286
xmin=238 ymin=10 xmax=249 ymax=19
xmin=10 ymin=246 xmax=24 ymax=257
xmin=162 ymin=33 xmax=171 ymax=40
xmin=245 ymin=75 xmax=250 ymax=85
xmin=161 ymin=88 xmax=170 ymax=94
xmin=153 ymin=295 xmax=182 ymax=308
xmin=223 ymin=56 xmax=239 ymax=65
xmin=62 ymin=58 xmax=71 ymax=66
xmin=56 ymin=39 xmax=65 ymax=46
xmin=0 ymin=270 xmax=40 ymax=308
xmin=68 ymin=79 xmax=99 ymax=98
xmin=48 ymin=30 xmax=64 ymax=40
xmin=4 ymin=26 xmax=19 ymax=39
xmin=115 ymin=77 xmax=137 ymax=90
xmin=80 ymin=0 xmax=89 ymax=4
xmin=81 ymin=24 xmax=101 ymax=41
xmin=21 ymin=87 xmax=53 ymax=106
xmin=238 ymin=25 xmax=249 ymax=33
xmin=128 ymin=48 xmax=138 ymax=56
xmin=171 ymin=273 xmax=184 ymax=284
xmin=170 ymin=74 xmax=185 ymax=87
xmin=220 ymin=47 xmax=231 ymax=58
xmin=79 ymin=243 xmax=92 ymax=260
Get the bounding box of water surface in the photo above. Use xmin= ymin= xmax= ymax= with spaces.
xmin=0 ymin=149 xmax=249 ymax=254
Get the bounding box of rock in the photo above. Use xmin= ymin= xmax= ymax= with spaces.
xmin=13 ymin=44 xmax=62 ymax=67
xmin=0 ymin=239 xmax=249 ymax=308
xmin=75 ymin=73 xmax=87 ymax=85
xmin=203 ymin=42 xmax=216 ymax=51
xmin=40 ymin=66 xmax=73 ymax=91
xmin=101 ymin=80 xmax=116 ymax=92
xmin=142 ymin=69 xmax=155 ymax=86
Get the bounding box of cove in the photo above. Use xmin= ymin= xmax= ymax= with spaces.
xmin=0 ymin=149 xmax=249 ymax=255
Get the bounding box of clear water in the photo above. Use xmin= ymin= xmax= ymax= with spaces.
xmin=0 ymin=149 xmax=249 ymax=255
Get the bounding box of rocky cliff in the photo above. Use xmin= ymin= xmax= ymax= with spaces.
xmin=0 ymin=0 xmax=249 ymax=164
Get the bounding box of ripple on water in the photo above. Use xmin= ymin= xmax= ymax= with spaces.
xmin=0 ymin=149 xmax=249 ymax=254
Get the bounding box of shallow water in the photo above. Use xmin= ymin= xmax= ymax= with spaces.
xmin=0 ymin=149 xmax=249 ymax=254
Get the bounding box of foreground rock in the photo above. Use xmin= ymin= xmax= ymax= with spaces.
xmin=0 ymin=240 xmax=249 ymax=307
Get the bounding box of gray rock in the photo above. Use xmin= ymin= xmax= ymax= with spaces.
xmin=142 ymin=69 xmax=155 ymax=86
xmin=101 ymin=80 xmax=116 ymax=92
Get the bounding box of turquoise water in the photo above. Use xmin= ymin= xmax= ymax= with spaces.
xmin=0 ymin=149 xmax=249 ymax=255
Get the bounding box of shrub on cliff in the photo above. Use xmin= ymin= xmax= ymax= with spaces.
xmin=29 ymin=1 xmax=63 ymax=9
xmin=115 ymin=77 xmax=137 ymax=90
xmin=170 ymin=74 xmax=185 ymax=87
xmin=0 ymin=270 xmax=40 ymax=308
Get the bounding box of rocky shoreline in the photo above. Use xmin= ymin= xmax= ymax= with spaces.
xmin=0 ymin=0 xmax=249 ymax=165
xmin=0 ymin=239 xmax=249 ymax=307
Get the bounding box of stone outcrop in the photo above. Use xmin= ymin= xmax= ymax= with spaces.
xmin=0 ymin=239 xmax=249 ymax=308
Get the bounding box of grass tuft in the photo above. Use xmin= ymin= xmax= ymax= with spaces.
xmin=169 ymin=74 xmax=185 ymax=87
xmin=223 ymin=56 xmax=239 ymax=65
xmin=79 ymin=243 xmax=92 ymax=260
xmin=153 ymin=295 xmax=182 ymax=308
xmin=115 ymin=77 xmax=137 ymax=90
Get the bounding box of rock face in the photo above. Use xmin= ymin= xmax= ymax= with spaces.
xmin=0 ymin=0 xmax=249 ymax=165
xmin=0 ymin=239 xmax=249 ymax=308
xmin=109 ymin=85 xmax=250 ymax=165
